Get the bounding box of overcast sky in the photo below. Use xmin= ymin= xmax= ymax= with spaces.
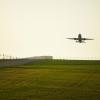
xmin=0 ymin=0 xmax=100 ymax=59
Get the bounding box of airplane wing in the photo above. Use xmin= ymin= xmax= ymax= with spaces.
xmin=82 ymin=38 xmax=94 ymax=40
xmin=66 ymin=38 xmax=78 ymax=40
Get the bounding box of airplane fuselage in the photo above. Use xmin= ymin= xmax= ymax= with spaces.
xmin=78 ymin=34 xmax=82 ymax=43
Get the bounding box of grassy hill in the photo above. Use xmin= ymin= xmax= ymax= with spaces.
xmin=0 ymin=61 xmax=100 ymax=100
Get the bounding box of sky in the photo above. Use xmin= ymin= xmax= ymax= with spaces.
xmin=0 ymin=0 xmax=100 ymax=59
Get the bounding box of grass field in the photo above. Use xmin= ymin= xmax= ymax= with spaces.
xmin=0 ymin=64 xmax=100 ymax=100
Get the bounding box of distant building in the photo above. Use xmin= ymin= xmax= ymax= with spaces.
xmin=28 ymin=56 xmax=53 ymax=60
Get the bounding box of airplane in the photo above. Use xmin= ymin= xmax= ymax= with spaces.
xmin=66 ymin=33 xmax=94 ymax=43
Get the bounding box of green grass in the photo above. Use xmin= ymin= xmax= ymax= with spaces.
xmin=0 ymin=64 xmax=100 ymax=100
